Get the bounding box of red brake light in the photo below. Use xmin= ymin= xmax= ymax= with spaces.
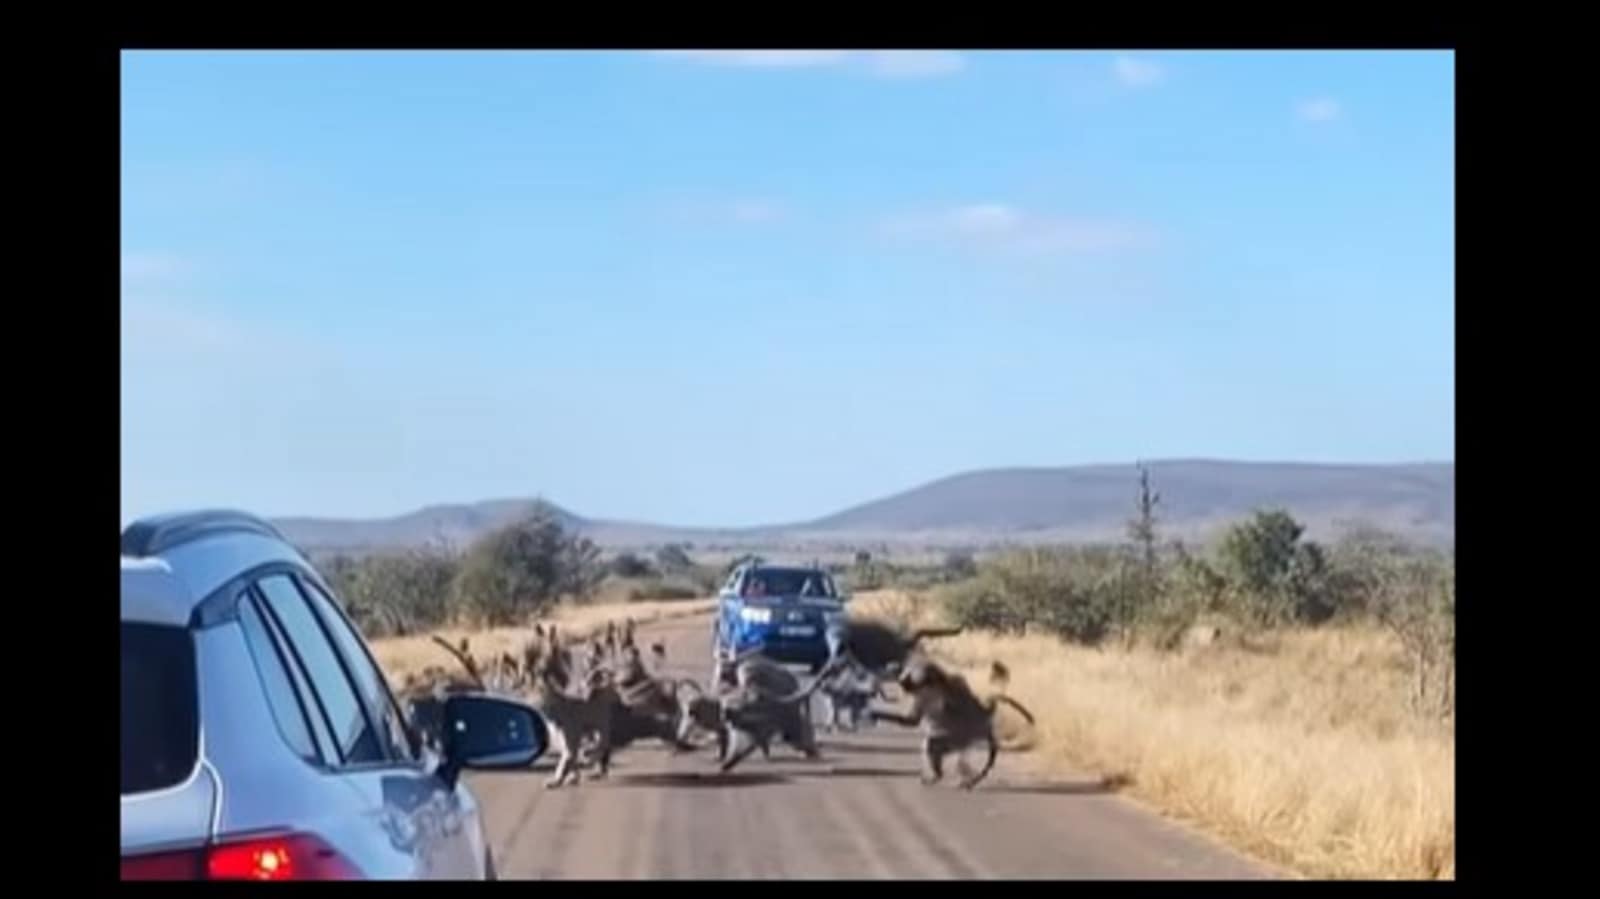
xmin=123 ymin=832 xmax=360 ymax=881
xmin=208 ymin=840 xmax=296 ymax=880
xmin=206 ymin=833 xmax=361 ymax=880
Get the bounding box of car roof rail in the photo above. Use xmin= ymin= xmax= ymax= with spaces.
xmin=122 ymin=509 xmax=288 ymax=558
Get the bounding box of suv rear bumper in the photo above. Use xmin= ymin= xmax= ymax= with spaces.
xmin=724 ymin=633 xmax=833 ymax=667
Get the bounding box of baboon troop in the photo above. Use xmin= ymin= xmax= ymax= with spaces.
xmin=392 ymin=616 xmax=1032 ymax=790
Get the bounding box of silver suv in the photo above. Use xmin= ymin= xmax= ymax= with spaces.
xmin=120 ymin=510 xmax=545 ymax=880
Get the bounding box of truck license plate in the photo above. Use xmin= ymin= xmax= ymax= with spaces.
xmin=779 ymin=625 xmax=815 ymax=637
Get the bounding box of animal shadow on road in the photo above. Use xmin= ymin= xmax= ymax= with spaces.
xmin=469 ymin=760 xmax=560 ymax=777
xmin=816 ymin=740 xmax=921 ymax=756
xmin=982 ymin=773 xmax=1134 ymax=796
xmin=783 ymin=768 xmax=1133 ymax=793
xmin=610 ymin=771 xmax=790 ymax=789
xmin=789 ymin=766 xmax=921 ymax=780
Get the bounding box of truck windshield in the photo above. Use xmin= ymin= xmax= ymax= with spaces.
xmin=743 ymin=568 xmax=834 ymax=598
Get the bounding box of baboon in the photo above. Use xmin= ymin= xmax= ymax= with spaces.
xmin=403 ymin=679 xmax=487 ymax=755
xmin=529 ymin=628 xmax=579 ymax=692
xmin=523 ymin=642 xmax=617 ymax=789
xmin=559 ymin=640 xmax=697 ymax=769
xmin=604 ymin=646 xmax=656 ymax=708
xmin=494 ymin=652 xmax=521 ymax=691
xmin=831 ymin=620 xmax=964 ymax=677
xmin=675 ymin=651 xmax=816 ymax=757
xmin=676 ymin=686 xmax=774 ymax=762
xmin=399 ymin=660 xmax=484 ymax=754
xmin=520 ymin=639 xmax=544 ymax=686
xmin=710 ymin=670 xmax=837 ymax=773
xmin=732 ymin=652 xmax=803 ymax=696
xmin=683 ymin=650 xmax=843 ymax=766
xmin=431 ymin=635 xmax=489 ymax=689
xmin=819 ymin=660 xmax=888 ymax=732
xmin=871 ymin=657 xmax=1035 ymax=790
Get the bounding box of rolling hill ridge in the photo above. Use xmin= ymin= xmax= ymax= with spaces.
xmin=271 ymin=459 xmax=1454 ymax=555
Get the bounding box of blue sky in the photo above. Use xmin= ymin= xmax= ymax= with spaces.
xmin=121 ymin=50 xmax=1454 ymax=527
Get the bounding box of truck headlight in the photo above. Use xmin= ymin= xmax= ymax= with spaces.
xmin=739 ymin=607 xmax=772 ymax=624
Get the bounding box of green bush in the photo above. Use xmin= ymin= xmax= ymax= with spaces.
xmin=655 ymin=543 xmax=695 ymax=573
xmin=610 ymin=552 xmax=657 ymax=579
xmin=450 ymin=504 xmax=602 ymax=626
xmin=1216 ymin=509 xmax=1347 ymax=626
xmin=942 ymin=550 xmax=978 ymax=581
xmin=320 ymin=549 xmax=459 ymax=638
xmin=942 ymin=577 xmax=1029 ymax=633
xmin=1327 ymin=528 xmax=1455 ymax=717
xmin=626 ymin=578 xmax=704 ymax=602
xmin=940 ymin=547 xmax=1119 ymax=644
xmin=686 ymin=564 xmax=723 ymax=594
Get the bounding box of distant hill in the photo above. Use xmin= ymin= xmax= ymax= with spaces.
xmin=274 ymin=499 xmax=589 ymax=556
xmin=272 ymin=459 xmax=1454 ymax=555
xmin=793 ymin=460 xmax=1453 ymax=546
xmin=275 ymin=499 xmax=742 ymax=556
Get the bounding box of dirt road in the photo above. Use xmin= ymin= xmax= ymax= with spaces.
xmin=466 ymin=612 xmax=1277 ymax=879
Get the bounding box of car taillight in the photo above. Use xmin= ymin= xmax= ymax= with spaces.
xmin=122 ymin=833 xmax=361 ymax=881
xmin=207 ymin=833 xmax=361 ymax=880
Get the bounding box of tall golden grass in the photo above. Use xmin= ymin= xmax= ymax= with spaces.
xmin=852 ymin=590 xmax=1455 ymax=881
xmin=370 ymin=597 xmax=714 ymax=683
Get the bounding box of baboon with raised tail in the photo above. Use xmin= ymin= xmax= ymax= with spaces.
xmin=871 ymin=657 xmax=1035 ymax=790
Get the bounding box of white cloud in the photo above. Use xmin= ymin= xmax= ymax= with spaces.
xmin=121 ymin=295 xmax=253 ymax=358
xmin=728 ymin=200 xmax=784 ymax=224
xmin=881 ymin=203 xmax=1153 ymax=255
xmin=862 ymin=51 xmax=967 ymax=79
xmin=660 ymin=195 xmax=787 ymax=227
xmin=947 ymin=203 xmax=1024 ymax=236
xmin=653 ymin=50 xmax=966 ymax=80
xmin=653 ymin=50 xmax=850 ymax=69
xmin=1296 ymin=97 xmax=1342 ymax=123
xmin=1113 ymin=55 xmax=1165 ymax=88
xmin=121 ymin=252 xmax=191 ymax=287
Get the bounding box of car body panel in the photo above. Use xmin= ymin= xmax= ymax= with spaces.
xmin=120 ymin=556 xmax=194 ymax=627
xmin=160 ymin=531 xmax=301 ymax=608
xmin=191 ymin=621 xmax=484 ymax=879
xmin=119 ymin=760 xmax=220 ymax=856
xmin=120 ymin=511 xmax=500 ymax=880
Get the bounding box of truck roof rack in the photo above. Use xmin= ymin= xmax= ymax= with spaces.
xmin=121 ymin=509 xmax=287 ymax=558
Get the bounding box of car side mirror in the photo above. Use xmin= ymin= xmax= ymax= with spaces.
xmin=436 ymin=694 xmax=546 ymax=788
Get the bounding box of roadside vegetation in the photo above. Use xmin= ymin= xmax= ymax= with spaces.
xmin=849 ymin=465 xmax=1455 ymax=880
xmin=318 ymin=471 xmax=1453 ymax=879
xmin=315 ymin=503 xmax=718 ymax=639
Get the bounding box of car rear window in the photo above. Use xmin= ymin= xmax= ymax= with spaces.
xmin=121 ymin=622 xmax=199 ymax=795
xmin=744 ymin=568 xmax=834 ymax=597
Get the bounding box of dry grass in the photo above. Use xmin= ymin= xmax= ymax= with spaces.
xmin=851 ymin=590 xmax=1455 ymax=881
xmin=371 ymin=597 xmax=714 ymax=684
